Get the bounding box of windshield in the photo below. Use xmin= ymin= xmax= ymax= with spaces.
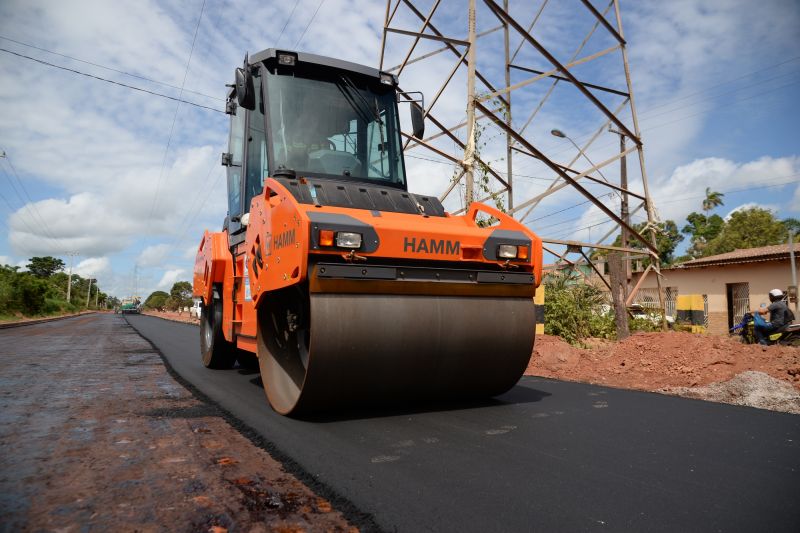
xmin=264 ymin=64 xmax=406 ymax=187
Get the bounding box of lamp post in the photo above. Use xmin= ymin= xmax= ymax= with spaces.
xmin=550 ymin=129 xmax=609 ymax=183
xmin=552 ymin=127 xmax=630 ymax=286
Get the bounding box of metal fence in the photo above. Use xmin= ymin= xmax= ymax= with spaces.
xmin=729 ymin=283 xmax=750 ymax=326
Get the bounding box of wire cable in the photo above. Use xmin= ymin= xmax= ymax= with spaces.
xmin=0 ymin=48 xmax=224 ymax=113
xmin=147 ymin=0 xmax=208 ymax=224
xmin=0 ymin=34 xmax=221 ymax=101
xmin=275 ymin=1 xmax=300 ymax=48
xmin=294 ymin=0 xmax=326 ymax=48
xmin=0 ymin=151 xmax=63 ymax=246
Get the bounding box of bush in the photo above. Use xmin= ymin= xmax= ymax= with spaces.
xmin=630 ymin=316 xmax=661 ymax=333
xmin=544 ymin=272 xmax=614 ymax=345
xmin=14 ymin=274 xmax=48 ymax=315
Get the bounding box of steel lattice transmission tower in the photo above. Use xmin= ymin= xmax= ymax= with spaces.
xmin=379 ymin=0 xmax=666 ymax=315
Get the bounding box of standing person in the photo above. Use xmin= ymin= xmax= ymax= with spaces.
xmin=752 ymin=289 xmax=792 ymax=346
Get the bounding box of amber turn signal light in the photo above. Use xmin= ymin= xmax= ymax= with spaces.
xmin=319 ymin=229 xmax=334 ymax=247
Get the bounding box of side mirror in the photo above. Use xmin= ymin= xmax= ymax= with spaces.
xmin=235 ymin=53 xmax=255 ymax=110
xmin=235 ymin=68 xmax=255 ymax=110
xmin=410 ymin=103 xmax=425 ymax=139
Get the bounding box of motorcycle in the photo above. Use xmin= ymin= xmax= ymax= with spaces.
xmin=730 ymin=311 xmax=800 ymax=346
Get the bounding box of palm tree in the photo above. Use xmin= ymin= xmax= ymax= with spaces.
xmin=702 ymin=187 xmax=724 ymax=212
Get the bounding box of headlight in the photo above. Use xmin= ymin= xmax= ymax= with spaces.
xmin=336 ymin=232 xmax=362 ymax=249
xmin=498 ymin=244 xmax=518 ymax=259
xmin=277 ymin=52 xmax=296 ymax=66
xmin=497 ymin=244 xmax=530 ymax=260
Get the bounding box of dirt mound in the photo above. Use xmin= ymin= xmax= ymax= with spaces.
xmin=527 ymin=332 xmax=800 ymax=413
xmin=662 ymin=371 xmax=800 ymax=414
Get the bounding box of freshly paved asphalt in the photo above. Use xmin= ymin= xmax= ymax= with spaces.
xmin=126 ymin=314 xmax=800 ymax=533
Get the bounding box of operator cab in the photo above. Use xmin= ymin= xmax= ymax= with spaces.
xmin=222 ymin=49 xmax=434 ymax=242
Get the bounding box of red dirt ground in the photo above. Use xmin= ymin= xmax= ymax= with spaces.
xmin=526 ymin=332 xmax=800 ymax=413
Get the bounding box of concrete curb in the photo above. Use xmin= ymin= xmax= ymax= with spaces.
xmin=0 ymin=311 xmax=98 ymax=330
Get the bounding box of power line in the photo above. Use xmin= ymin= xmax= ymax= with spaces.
xmin=0 ymin=150 xmax=63 ymax=246
xmin=530 ymin=173 xmax=800 ymax=241
xmin=0 ymin=48 xmax=225 ymax=113
xmin=294 ymin=0 xmax=327 ymax=48
xmin=147 ymin=0 xmax=208 ymax=224
xmin=637 ymin=55 xmax=800 ymax=114
xmin=512 ymin=74 xmax=800 ymax=179
xmin=275 ymin=1 xmax=300 ymax=48
xmin=169 ymin=168 xmax=226 ymax=256
xmin=405 ymin=153 xmax=552 ymax=182
xmin=0 ymin=34 xmax=222 ymax=101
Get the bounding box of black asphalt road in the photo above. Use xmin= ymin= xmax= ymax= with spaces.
xmin=126 ymin=314 xmax=800 ymax=533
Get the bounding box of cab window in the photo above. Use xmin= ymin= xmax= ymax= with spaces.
xmin=245 ymin=72 xmax=268 ymax=211
xmin=227 ymin=103 xmax=245 ymax=218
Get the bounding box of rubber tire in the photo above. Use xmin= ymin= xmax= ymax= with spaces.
xmin=200 ymin=288 xmax=237 ymax=369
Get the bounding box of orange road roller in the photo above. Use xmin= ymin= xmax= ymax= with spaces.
xmin=193 ymin=49 xmax=542 ymax=415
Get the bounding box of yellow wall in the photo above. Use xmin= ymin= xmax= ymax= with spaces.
xmin=534 ymin=285 xmax=544 ymax=335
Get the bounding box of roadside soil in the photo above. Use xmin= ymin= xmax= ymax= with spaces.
xmin=526 ymin=332 xmax=800 ymax=414
xmin=143 ymin=309 xmax=200 ymax=325
xmin=0 ymin=314 xmax=355 ymax=532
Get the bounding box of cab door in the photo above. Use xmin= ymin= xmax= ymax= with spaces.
xmin=223 ymin=97 xmax=246 ymax=244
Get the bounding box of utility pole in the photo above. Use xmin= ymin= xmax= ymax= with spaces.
xmin=95 ymin=285 xmax=99 ymax=308
xmin=65 ymin=252 xmax=78 ymax=303
xmin=609 ymin=127 xmax=630 ymax=291
xmin=463 ymin=0 xmax=477 ymax=208
xmin=86 ymin=278 xmax=93 ymax=307
xmin=133 ymin=264 xmax=139 ymax=300
xmin=790 ymin=231 xmax=798 ymax=314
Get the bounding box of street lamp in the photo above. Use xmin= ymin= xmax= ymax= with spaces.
xmin=550 ymin=129 xmax=609 ymax=183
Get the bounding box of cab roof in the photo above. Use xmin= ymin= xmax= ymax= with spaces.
xmin=248 ymin=48 xmax=395 ymax=83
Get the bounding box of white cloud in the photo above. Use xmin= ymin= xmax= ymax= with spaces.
xmin=182 ymin=244 xmax=198 ymax=260
xmin=157 ymin=268 xmax=186 ymax=289
xmin=793 ymin=185 xmax=800 ymax=213
xmin=0 ymin=255 xmax=14 ymax=267
xmin=137 ymin=244 xmax=173 ymax=268
xmin=650 ymin=156 xmax=799 ymax=222
xmin=74 ymin=256 xmax=111 ymax=278
xmin=724 ymin=203 xmax=779 ymax=221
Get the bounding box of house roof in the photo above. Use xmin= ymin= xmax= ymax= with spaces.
xmin=673 ymin=243 xmax=798 ymax=269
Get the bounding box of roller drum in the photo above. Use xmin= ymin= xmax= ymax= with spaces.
xmin=258 ymin=292 xmax=535 ymax=415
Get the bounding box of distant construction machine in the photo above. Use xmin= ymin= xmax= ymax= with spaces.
xmin=192 ymin=49 xmax=543 ymax=415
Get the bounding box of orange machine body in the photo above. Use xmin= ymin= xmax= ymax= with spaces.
xmin=193 ymin=177 xmax=543 ymax=355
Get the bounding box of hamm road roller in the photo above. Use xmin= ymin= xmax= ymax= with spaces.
xmin=192 ymin=49 xmax=542 ymax=415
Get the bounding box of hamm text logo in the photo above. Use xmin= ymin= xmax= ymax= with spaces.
xmin=274 ymin=229 xmax=295 ymax=249
xmin=403 ymin=236 xmax=460 ymax=255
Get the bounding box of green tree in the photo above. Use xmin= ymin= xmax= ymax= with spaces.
xmin=703 ymin=207 xmax=787 ymax=256
xmin=594 ymin=220 xmax=683 ymax=266
xmin=782 ymin=217 xmax=800 ymax=236
xmin=144 ymin=290 xmax=170 ymax=310
xmin=26 ymin=256 xmax=65 ymax=278
xmin=170 ymin=281 xmax=193 ymax=309
xmin=702 ymin=187 xmax=724 ymax=212
xmin=681 ymin=212 xmax=724 ymax=259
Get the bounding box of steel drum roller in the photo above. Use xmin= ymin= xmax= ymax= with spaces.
xmin=258 ymin=291 xmax=535 ymax=415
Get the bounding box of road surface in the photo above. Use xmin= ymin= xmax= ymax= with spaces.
xmin=125 ymin=313 xmax=800 ymax=532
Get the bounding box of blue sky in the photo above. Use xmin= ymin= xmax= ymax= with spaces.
xmin=0 ymin=0 xmax=798 ymax=298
